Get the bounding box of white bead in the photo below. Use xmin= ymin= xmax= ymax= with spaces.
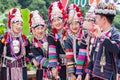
xmin=43 ymin=42 xmax=48 ymax=51
xmin=13 ymin=46 xmax=20 ymax=53
xmin=91 ymin=38 xmax=94 ymax=44
xmin=12 ymin=40 xmax=19 ymax=46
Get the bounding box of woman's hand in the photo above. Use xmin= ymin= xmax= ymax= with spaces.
xmin=85 ymin=74 xmax=90 ymax=80
xmin=76 ymin=75 xmax=82 ymax=80
xmin=32 ymin=59 xmax=39 ymax=67
xmin=52 ymin=67 xmax=59 ymax=80
xmin=70 ymin=74 xmax=76 ymax=80
xmin=116 ymin=73 xmax=120 ymax=80
xmin=93 ymin=24 xmax=101 ymax=38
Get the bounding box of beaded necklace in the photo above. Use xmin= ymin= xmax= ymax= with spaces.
xmin=10 ymin=33 xmax=26 ymax=59
xmin=32 ymin=35 xmax=48 ymax=57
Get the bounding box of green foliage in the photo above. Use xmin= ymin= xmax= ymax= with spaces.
xmin=21 ymin=8 xmax=30 ymax=36
xmin=0 ymin=0 xmax=19 ymax=13
xmin=18 ymin=0 xmax=32 ymax=9
xmin=0 ymin=24 xmax=6 ymax=36
xmin=113 ymin=11 xmax=120 ymax=30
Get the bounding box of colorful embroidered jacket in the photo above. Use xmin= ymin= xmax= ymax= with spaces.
xmin=0 ymin=32 xmax=32 ymax=80
xmin=47 ymin=29 xmax=67 ymax=80
xmin=64 ymin=30 xmax=88 ymax=75
xmin=0 ymin=32 xmax=32 ymax=60
xmin=30 ymin=37 xmax=49 ymax=69
xmin=86 ymin=27 xmax=120 ymax=80
xmin=47 ymin=31 xmax=66 ymax=67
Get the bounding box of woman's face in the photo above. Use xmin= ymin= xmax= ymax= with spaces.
xmin=83 ymin=19 xmax=95 ymax=32
xmin=69 ymin=21 xmax=80 ymax=34
xmin=33 ymin=25 xmax=46 ymax=38
xmin=51 ymin=17 xmax=64 ymax=31
xmin=12 ymin=21 xmax=22 ymax=34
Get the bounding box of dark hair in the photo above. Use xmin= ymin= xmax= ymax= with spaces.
xmin=51 ymin=17 xmax=63 ymax=23
xmin=34 ymin=24 xmax=44 ymax=28
xmin=96 ymin=13 xmax=115 ymax=24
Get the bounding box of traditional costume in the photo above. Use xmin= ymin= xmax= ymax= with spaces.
xmin=29 ymin=10 xmax=50 ymax=80
xmin=65 ymin=4 xmax=88 ymax=79
xmin=83 ymin=2 xmax=96 ymax=64
xmin=0 ymin=8 xmax=32 ymax=80
xmin=48 ymin=1 xmax=67 ymax=80
xmin=85 ymin=3 xmax=120 ymax=80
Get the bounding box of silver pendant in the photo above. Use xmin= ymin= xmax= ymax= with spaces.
xmin=12 ymin=40 xmax=20 ymax=54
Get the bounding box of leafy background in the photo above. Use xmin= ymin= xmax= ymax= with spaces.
xmin=0 ymin=0 xmax=120 ymax=37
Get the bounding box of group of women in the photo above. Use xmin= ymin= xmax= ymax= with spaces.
xmin=0 ymin=1 xmax=120 ymax=80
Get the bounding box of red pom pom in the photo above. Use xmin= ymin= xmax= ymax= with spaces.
xmin=77 ymin=12 xmax=82 ymax=17
xmin=63 ymin=14 xmax=68 ymax=20
xmin=52 ymin=28 xmax=57 ymax=34
xmin=76 ymin=6 xmax=80 ymax=12
xmin=73 ymin=4 xmax=76 ymax=8
xmin=29 ymin=21 xmax=32 ymax=26
xmin=48 ymin=5 xmax=52 ymax=14
xmin=10 ymin=14 xmax=15 ymax=18
xmin=30 ymin=28 xmax=32 ymax=32
xmin=8 ymin=19 xmax=10 ymax=27
xmin=12 ymin=8 xmax=17 ymax=14
xmin=29 ymin=13 xmax=33 ymax=26
xmin=62 ymin=9 xmax=64 ymax=15
xmin=66 ymin=7 xmax=69 ymax=14
xmin=8 ymin=12 xmax=11 ymax=18
xmin=58 ymin=2 xmax=63 ymax=9
xmin=4 ymin=32 xmax=8 ymax=40
xmin=30 ymin=13 xmax=33 ymax=18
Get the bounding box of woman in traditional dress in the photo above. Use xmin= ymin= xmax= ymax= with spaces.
xmin=0 ymin=8 xmax=32 ymax=80
xmin=48 ymin=1 xmax=67 ymax=80
xmin=65 ymin=4 xmax=88 ymax=80
xmin=29 ymin=10 xmax=49 ymax=80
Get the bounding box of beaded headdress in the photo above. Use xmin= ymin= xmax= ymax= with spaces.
xmin=66 ymin=4 xmax=83 ymax=24
xmin=29 ymin=10 xmax=46 ymax=29
xmin=8 ymin=8 xmax=23 ymax=28
xmin=48 ymin=1 xmax=64 ymax=22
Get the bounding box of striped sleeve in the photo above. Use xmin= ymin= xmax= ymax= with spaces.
xmin=48 ymin=35 xmax=58 ymax=68
xmin=76 ymin=48 xmax=87 ymax=75
xmin=64 ymin=38 xmax=75 ymax=74
xmin=48 ymin=45 xmax=57 ymax=67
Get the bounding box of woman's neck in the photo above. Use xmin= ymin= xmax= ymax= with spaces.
xmin=10 ymin=30 xmax=21 ymax=37
xmin=34 ymin=34 xmax=46 ymax=41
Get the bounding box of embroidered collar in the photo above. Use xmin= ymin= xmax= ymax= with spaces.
xmin=32 ymin=35 xmax=47 ymax=48
xmin=67 ymin=30 xmax=79 ymax=39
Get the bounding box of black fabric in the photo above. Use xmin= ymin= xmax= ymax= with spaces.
xmin=59 ymin=65 xmax=66 ymax=80
xmin=22 ymin=67 xmax=28 ymax=80
xmin=1 ymin=67 xmax=7 ymax=80
xmin=36 ymin=69 xmax=43 ymax=80
xmin=31 ymin=47 xmax=44 ymax=58
xmin=9 ymin=68 xmax=11 ymax=80
xmin=87 ymin=27 xmax=120 ymax=79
